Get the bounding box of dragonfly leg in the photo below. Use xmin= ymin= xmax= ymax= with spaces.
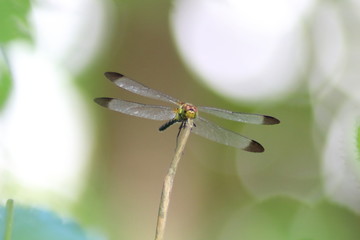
xmin=177 ymin=121 xmax=186 ymax=137
xmin=175 ymin=121 xmax=187 ymax=148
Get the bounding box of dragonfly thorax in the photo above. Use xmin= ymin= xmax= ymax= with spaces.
xmin=177 ymin=103 xmax=198 ymax=120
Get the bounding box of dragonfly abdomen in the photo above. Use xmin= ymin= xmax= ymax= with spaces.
xmin=159 ymin=119 xmax=180 ymax=131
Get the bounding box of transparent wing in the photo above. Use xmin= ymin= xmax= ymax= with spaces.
xmin=104 ymin=72 xmax=181 ymax=105
xmin=95 ymin=98 xmax=176 ymax=120
xmin=198 ymin=106 xmax=280 ymax=125
xmin=192 ymin=117 xmax=264 ymax=152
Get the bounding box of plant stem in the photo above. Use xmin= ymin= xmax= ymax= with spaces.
xmin=154 ymin=119 xmax=194 ymax=240
xmin=4 ymin=199 xmax=14 ymax=240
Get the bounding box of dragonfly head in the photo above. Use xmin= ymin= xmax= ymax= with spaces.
xmin=177 ymin=103 xmax=198 ymax=120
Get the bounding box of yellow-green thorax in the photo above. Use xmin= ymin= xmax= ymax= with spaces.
xmin=176 ymin=103 xmax=198 ymax=121
xmin=159 ymin=103 xmax=198 ymax=131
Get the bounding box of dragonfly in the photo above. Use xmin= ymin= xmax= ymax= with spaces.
xmin=94 ymin=72 xmax=280 ymax=152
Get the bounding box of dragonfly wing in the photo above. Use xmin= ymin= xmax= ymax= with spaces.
xmin=198 ymin=106 xmax=280 ymax=125
xmin=192 ymin=117 xmax=264 ymax=152
xmin=95 ymin=98 xmax=176 ymax=120
xmin=104 ymin=72 xmax=181 ymax=105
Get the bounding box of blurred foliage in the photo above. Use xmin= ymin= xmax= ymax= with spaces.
xmin=217 ymin=196 xmax=360 ymax=240
xmin=0 ymin=0 xmax=32 ymax=111
xmin=0 ymin=0 xmax=32 ymax=43
xmin=357 ymin=126 xmax=360 ymax=159
xmin=0 ymin=201 xmax=102 ymax=240
xmin=0 ymin=51 xmax=12 ymax=112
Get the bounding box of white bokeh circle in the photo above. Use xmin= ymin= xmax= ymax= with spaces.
xmin=171 ymin=0 xmax=313 ymax=101
xmin=0 ymin=0 xmax=113 ymax=206
xmin=322 ymin=102 xmax=360 ymax=213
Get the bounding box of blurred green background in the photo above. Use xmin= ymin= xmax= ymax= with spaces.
xmin=1 ymin=0 xmax=360 ymax=240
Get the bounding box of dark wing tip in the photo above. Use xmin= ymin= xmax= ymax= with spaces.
xmin=94 ymin=97 xmax=112 ymax=108
xmin=244 ymin=140 xmax=264 ymax=153
xmin=104 ymin=72 xmax=124 ymax=81
xmin=263 ymin=116 xmax=280 ymax=125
